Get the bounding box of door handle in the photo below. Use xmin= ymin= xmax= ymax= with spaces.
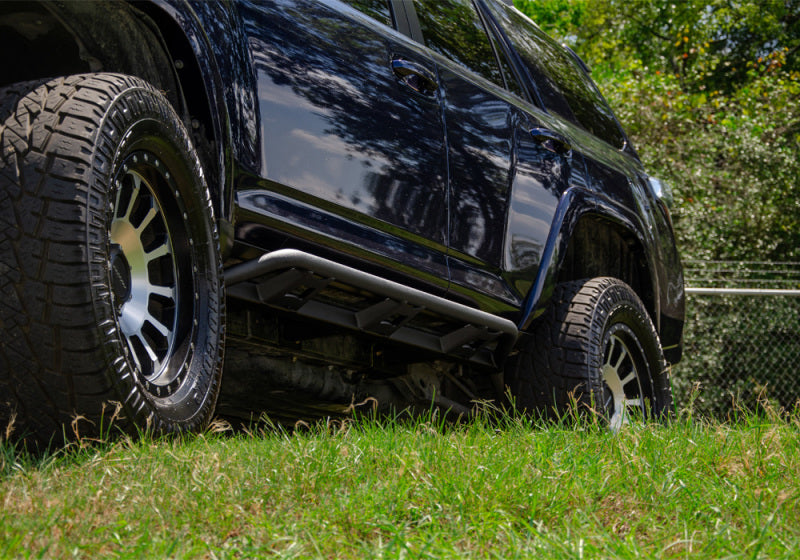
xmin=391 ymin=59 xmax=438 ymax=95
xmin=529 ymin=128 xmax=572 ymax=156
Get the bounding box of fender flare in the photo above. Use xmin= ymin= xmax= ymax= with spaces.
xmin=518 ymin=186 xmax=661 ymax=332
xmin=146 ymin=0 xmax=259 ymax=230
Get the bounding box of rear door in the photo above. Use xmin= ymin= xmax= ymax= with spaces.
xmin=236 ymin=0 xmax=450 ymax=291
xmin=405 ymin=0 xmax=577 ymax=317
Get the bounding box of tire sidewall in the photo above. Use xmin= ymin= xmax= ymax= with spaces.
xmin=507 ymin=277 xmax=673 ymax=421
xmin=89 ymin=80 xmax=223 ymax=430
xmin=591 ymin=280 xmax=672 ymax=418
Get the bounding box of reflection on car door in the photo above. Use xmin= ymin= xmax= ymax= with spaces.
xmin=235 ymin=0 xmax=450 ymax=291
xmin=442 ymin=72 xmax=574 ymax=316
xmin=410 ymin=0 xmax=576 ymax=317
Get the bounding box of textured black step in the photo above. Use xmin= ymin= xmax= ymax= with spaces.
xmin=225 ymin=249 xmax=518 ymax=369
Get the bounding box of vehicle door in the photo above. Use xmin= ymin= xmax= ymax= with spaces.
xmin=404 ymin=0 xmax=579 ymax=318
xmin=235 ymin=0 xmax=450 ymax=291
xmin=485 ymin=0 xmax=659 ymax=322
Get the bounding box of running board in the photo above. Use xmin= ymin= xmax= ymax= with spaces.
xmin=224 ymin=249 xmax=518 ymax=369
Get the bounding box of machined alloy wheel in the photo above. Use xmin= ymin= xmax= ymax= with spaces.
xmin=602 ymin=324 xmax=648 ymax=429
xmin=0 ymin=74 xmax=224 ymax=444
xmin=507 ymin=277 xmax=673 ymax=425
xmin=111 ymin=153 xmax=188 ymax=393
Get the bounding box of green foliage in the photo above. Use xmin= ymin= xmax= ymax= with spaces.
xmin=673 ymin=293 xmax=800 ymax=417
xmin=514 ymin=0 xmax=800 ymax=261
xmin=516 ymin=0 xmax=800 ymax=93
xmin=605 ymin=57 xmax=800 ymax=260
xmin=514 ymin=0 xmax=586 ymax=41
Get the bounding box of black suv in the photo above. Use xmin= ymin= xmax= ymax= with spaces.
xmin=0 ymin=0 xmax=684 ymax=440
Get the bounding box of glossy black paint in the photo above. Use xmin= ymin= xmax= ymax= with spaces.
xmin=149 ymin=0 xmax=260 ymax=223
xmin=236 ymin=0 xmax=451 ymax=289
xmin=1 ymin=0 xmax=684 ymax=361
xmin=441 ymin=70 xmax=574 ymax=315
xmin=223 ymin=0 xmax=681 ymax=353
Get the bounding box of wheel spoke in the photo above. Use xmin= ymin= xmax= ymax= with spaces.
xmin=136 ymin=331 xmax=160 ymax=364
xmin=145 ymin=240 xmax=171 ymax=262
xmin=111 ymin=161 xmax=182 ymax=385
xmin=127 ymin=336 xmax=144 ymax=372
xmin=609 ymin=410 xmax=624 ymax=430
xmin=604 ymin=336 xmax=618 ymax=368
xmin=149 ymin=284 xmax=176 ymax=299
xmin=620 ymin=372 xmax=637 ymax=387
xmin=602 ymin=329 xmax=647 ymax=430
xmin=114 ymin=180 xmax=126 ymax=221
xmin=136 ymin=206 xmax=159 ymax=233
xmin=612 ymin=343 xmax=628 ymax=371
xmin=145 ymin=313 xmax=171 ymax=337
xmin=123 ymin=175 xmax=142 ymax=222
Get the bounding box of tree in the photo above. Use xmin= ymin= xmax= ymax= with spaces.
xmin=515 ymin=0 xmax=800 ymax=93
xmin=514 ymin=0 xmax=800 ymax=262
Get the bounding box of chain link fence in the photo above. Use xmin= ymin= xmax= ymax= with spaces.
xmin=671 ymin=261 xmax=800 ymax=418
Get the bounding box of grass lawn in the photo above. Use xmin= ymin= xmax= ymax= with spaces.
xmin=2 ymin=406 xmax=799 ymax=559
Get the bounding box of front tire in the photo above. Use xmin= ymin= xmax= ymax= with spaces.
xmin=0 ymin=74 xmax=224 ymax=443
xmin=507 ymin=277 xmax=673 ymax=427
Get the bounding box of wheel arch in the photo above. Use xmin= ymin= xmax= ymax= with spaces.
xmin=0 ymin=0 xmax=257 ymax=251
xmin=557 ymin=213 xmax=656 ymax=318
xmin=519 ymin=188 xmax=660 ymax=336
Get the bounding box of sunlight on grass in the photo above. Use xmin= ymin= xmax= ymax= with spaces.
xmin=2 ymin=401 xmax=800 ymax=558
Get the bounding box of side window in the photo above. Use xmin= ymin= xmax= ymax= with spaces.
xmin=486 ymin=28 xmax=528 ymax=100
xmin=413 ymin=0 xmax=504 ymax=88
xmin=486 ymin=2 xmax=626 ymax=148
xmin=340 ymin=0 xmax=392 ymax=28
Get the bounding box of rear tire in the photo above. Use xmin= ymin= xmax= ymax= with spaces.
xmin=0 ymin=74 xmax=224 ymax=444
xmin=507 ymin=277 xmax=673 ymax=427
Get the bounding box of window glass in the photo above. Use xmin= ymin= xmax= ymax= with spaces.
xmin=341 ymin=0 xmax=392 ymax=28
xmin=486 ymin=2 xmax=626 ymax=148
xmin=413 ymin=0 xmax=504 ymax=88
xmin=487 ymin=27 xmax=528 ymax=100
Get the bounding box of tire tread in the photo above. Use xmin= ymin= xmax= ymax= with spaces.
xmin=508 ymin=277 xmax=672 ymax=419
xmin=1 ymin=74 xmax=223 ymax=444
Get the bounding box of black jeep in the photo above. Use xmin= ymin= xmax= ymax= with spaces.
xmin=0 ymin=0 xmax=684 ymax=440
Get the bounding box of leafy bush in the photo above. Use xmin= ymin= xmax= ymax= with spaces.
xmin=514 ymin=1 xmax=800 ymax=417
xmin=603 ymin=58 xmax=800 ymax=261
xmin=514 ymin=0 xmax=800 ymax=261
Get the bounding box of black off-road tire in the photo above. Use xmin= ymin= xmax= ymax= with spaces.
xmin=0 ymin=74 xmax=224 ymax=444
xmin=507 ymin=277 xmax=673 ymax=427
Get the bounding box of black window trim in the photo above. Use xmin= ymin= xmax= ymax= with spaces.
xmin=473 ymin=0 xmax=537 ymax=106
xmin=400 ymin=0 xmax=530 ymax=101
xmin=473 ymin=0 xmax=547 ymax=111
xmin=400 ymin=0 xmax=550 ymax=111
xmin=389 ymin=0 xmax=424 ymax=42
xmin=478 ymin=0 xmax=632 ymax=151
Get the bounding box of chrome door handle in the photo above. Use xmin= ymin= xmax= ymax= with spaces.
xmin=391 ymin=59 xmax=438 ymax=95
xmin=529 ymin=128 xmax=572 ymax=156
